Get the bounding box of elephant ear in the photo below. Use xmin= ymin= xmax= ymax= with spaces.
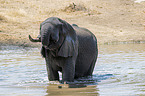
xmin=58 ymin=36 xmax=75 ymax=57
xmin=57 ymin=21 xmax=77 ymax=57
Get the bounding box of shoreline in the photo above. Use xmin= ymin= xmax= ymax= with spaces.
xmin=0 ymin=38 xmax=145 ymax=48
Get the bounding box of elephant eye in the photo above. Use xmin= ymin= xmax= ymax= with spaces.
xmin=53 ymin=39 xmax=57 ymax=43
xmin=50 ymin=34 xmax=59 ymax=43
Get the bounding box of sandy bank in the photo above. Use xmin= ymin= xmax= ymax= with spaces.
xmin=0 ymin=0 xmax=145 ymax=47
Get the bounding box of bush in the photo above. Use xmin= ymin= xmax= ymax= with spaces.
xmin=62 ymin=3 xmax=87 ymax=13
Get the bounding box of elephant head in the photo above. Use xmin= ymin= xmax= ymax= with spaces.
xmin=29 ymin=17 xmax=77 ymax=57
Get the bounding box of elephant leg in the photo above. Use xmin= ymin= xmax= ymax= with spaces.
xmin=86 ymin=57 xmax=97 ymax=76
xmin=62 ymin=58 xmax=75 ymax=82
xmin=45 ymin=58 xmax=59 ymax=81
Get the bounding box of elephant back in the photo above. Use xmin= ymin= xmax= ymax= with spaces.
xmin=73 ymin=26 xmax=97 ymax=53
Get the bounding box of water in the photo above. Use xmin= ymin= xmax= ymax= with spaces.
xmin=0 ymin=44 xmax=145 ymax=96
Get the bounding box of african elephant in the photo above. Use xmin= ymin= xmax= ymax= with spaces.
xmin=29 ymin=17 xmax=98 ymax=82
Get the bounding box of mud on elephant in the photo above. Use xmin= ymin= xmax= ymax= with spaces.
xmin=29 ymin=17 xmax=98 ymax=82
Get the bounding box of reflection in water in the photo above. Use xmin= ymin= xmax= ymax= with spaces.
xmin=0 ymin=44 xmax=145 ymax=96
xmin=46 ymin=83 xmax=99 ymax=96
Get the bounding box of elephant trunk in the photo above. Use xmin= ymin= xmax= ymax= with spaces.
xmin=41 ymin=33 xmax=50 ymax=46
xmin=29 ymin=35 xmax=41 ymax=42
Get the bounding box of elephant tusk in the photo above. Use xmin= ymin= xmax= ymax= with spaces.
xmin=29 ymin=35 xmax=41 ymax=42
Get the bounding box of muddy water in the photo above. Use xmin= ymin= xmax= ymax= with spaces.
xmin=0 ymin=44 xmax=145 ymax=96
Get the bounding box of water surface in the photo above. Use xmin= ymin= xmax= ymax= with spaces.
xmin=0 ymin=44 xmax=145 ymax=96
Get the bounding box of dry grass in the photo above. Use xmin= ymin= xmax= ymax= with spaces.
xmin=0 ymin=0 xmax=145 ymax=46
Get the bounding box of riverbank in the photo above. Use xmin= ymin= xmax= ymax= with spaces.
xmin=0 ymin=0 xmax=145 ymax=47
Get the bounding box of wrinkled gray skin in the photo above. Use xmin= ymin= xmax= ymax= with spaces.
xmin=29 ymin=17 xmax=98 ymax=82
